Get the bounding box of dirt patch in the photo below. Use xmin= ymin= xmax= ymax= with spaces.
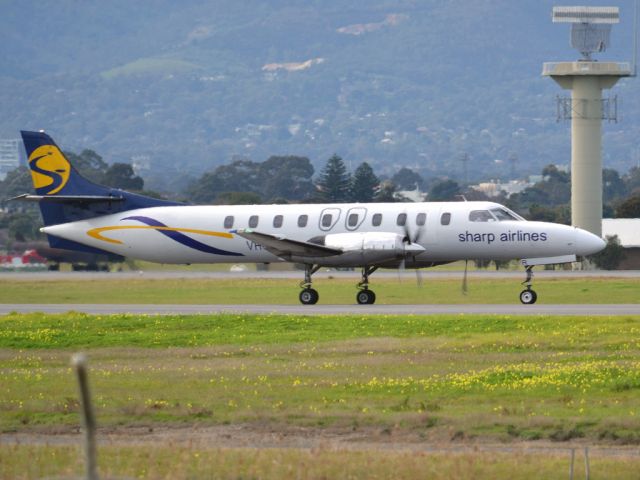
xmin=2 ymin=424 xmax=639 ymax=459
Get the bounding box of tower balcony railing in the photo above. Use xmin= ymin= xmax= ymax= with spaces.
xmin=542 ymin=61 xmax=632 ymax=76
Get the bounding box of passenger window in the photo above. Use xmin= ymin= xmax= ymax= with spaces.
xmin=396 ymin=213 xmax=407 ymax=226
xmin=321 ymin=214 xmax=333 ymax=228
xmin=224 ymin=216 xmax=234 ymax=229
xmin=249 ymin=215 xmax=259 ymax=228
xmin=372 ymin=213 xmax=382 ymax=227
xmin=348 ymin=213 xmax=359 ymax=227
xmin=441 ymin=212 xmax=451 ymax=225
xmin=298 ymin=214 xmax=308 ymax=227
xmin=469 ymin=210 xmax=494 ymax=222
xmin=416 ymin=212 xmax=426 ymax=226
xmin=273 ymin=215 xmax=283 ymax=228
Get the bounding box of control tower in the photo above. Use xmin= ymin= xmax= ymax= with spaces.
xmin=543 ymin=6 xmax=632 ymax=237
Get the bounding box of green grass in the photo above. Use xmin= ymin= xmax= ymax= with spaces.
xmin=1 ymin=313 xmax=640 ymax=443
xmin=2 ymin=276 xmax=640 ymax=304
xmin=2 ymin=444 xmax=639 ymax=480
xmin=2 ymin=312 xmax=640 ymax=478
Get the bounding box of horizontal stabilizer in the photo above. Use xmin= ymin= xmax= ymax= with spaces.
xmin=233 ymin=229 xmax=342 ymax=259
xmin=9 ymin=193 xmax=125 ymax=203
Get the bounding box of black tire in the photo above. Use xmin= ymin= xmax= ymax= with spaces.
xmin=356 ymin=289 xmax=376 ymax=305
xmin=519 ymin=289 xmax=537 ymax=305
xmin=299 ymin=288 xmax=319 ymax=305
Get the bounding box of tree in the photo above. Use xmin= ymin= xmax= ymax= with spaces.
xmin=316 ymin=154 xmax=351 ymax=202
xmin=624 ymin=166 xmax=640 ymax=195
xmin=591 ymin=235 xmax=625 ymax=270
xmin=391 ymin=167 xmax=424 ymax=190
xmin=259 ymin=155 xmax=315 ymax=202
xmin=615 ymin=194 xmax=640 ymax=218
xmin=102 ymin=163 xmax=144 ymax=191
xmin=186 ymin=155 xmax=315 ymax=204
xmin=7 ymin=211 xmax=42 ymax=242
xmin=527 ymin=204 xmax=571 ymax=225
xmin=351 ymin=162 xmax=379 ymax=202
xmin=64 ymin=149 xmax=108 ymax=184
xmin=603 ymin=168 xmax=627 ymax=203
xmin=428 ymin=179 xmax=461 ymax=201
xmin=186 ymin=159 xmax=260 ymax=204
xmin=0 ymin=166 xmax=32 ymax=203
xmin=215 ymin=191 xmax=262 ymax=205
xmin=509 ymin=164 xmax=570 ymax=210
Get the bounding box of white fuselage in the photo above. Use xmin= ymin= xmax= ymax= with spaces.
xmin=42 ymin=201 xmax=604 ymax=267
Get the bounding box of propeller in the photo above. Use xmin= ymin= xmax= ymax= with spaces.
xmin=400 ymin=214 xmax=426 ymax=287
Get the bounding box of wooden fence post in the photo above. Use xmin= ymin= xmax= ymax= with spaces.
xmin=72 ymin=353 xmax=98 ymax=480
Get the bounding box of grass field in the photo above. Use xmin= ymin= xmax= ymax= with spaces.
xmin=2 ymin=444 xmax=638 ymax=479
xmin=1 ymin=311 xmax=640 ymax=478
xmin=2 ymin=275 xmax=640 ymax=304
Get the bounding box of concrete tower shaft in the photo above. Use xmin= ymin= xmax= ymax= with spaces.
xmin=543 ymin=61 xmax=630 ymax=237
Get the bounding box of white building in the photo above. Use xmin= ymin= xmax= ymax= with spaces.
xmin=602 ymin=218 xmax=640 ymax=269
xmin=0 ymin=139 xmax=23 ymax=180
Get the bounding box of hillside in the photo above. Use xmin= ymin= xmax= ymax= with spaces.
xmin=1 ymin=0 xmax=639 ymax=191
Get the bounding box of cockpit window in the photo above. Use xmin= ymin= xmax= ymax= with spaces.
xmin=490 ymin=208 xmax=521 ymax=221
xmin=469 ymin=210 xmax=494 ymax=222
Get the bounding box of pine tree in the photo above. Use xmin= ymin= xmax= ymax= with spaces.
xmin=316 ymin=154 xmax=351 ymax=202
xmin=351 ymin=162 xmax=379 ymax=202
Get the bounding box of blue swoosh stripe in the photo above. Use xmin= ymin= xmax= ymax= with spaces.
xmin=123 ymin=216 xmax=243 ymax=257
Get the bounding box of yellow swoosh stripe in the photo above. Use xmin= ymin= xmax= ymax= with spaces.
xmin=87 ymin=225 xmax=234 ymax=244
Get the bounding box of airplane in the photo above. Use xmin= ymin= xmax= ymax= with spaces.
xmin=13 ymin=130 xmax=605 ymax=305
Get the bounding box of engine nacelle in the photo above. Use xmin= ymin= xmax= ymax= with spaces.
xmin=290 ymin=232 xmax=425 ymax=267
xmin=324 ymin=232 xmax=406 ymax=252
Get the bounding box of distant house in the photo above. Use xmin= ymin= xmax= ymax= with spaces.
xmin=395 ymin=188 xmax=425 ymax=202
xmin=602 ymin=218 xmax=640 ymax=269
xmin=471 ymin=180 xmax=530 ymax=198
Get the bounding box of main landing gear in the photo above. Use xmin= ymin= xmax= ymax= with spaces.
xmin=356 ymin=266 xmax=378 ymax=305
xmin=297 ymin=264 xmax=379 ymax=305
xmin=299 ymin=264 xmax=321 ymax=305
xmin=519 ymin=265 xmax=538 ymax=305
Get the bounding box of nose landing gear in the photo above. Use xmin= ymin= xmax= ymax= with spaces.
xmin=519 ymin=265 xmax=537 ymax=304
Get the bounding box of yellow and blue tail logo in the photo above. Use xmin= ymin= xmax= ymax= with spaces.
xmin=28 ymin=144 xmax=71 ymax=195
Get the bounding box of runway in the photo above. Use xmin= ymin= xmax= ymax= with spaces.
xmin=2 ymin=303 xmax=639 ymax=315
xmin=3 ymin=269 xmax=640 ymax=281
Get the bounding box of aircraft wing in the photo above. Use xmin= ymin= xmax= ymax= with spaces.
xmin=232 ymin=229 xmax=342 ymax=259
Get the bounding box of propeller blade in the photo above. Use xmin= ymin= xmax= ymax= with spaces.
xmin=462 ymin=260 xmax=469 ymax=295
xmin=398 ymin=258 xmax=406 ymax=283
xmin=400 ymin=212 xmax=426 ymax=287
xmin=402 ymin=213 xmax=412 ymax=244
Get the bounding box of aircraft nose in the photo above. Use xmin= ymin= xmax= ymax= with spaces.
xmin=574 ymin=228 xmax=606 ymax=256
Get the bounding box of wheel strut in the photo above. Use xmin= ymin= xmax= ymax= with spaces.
xmin=356 ymin=266 xmax=378 ymax=304
xmin=299 ymin=264 xmax=321 ymax=305
xmin=357 ymin=266 xmax=378 ymax=290
xmin=519 ymin=265 xmax=537 ymax=305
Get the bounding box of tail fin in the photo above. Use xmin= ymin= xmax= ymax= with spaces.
xmin=20 ymin=130 xmax=179 ymax=253
xmin=22 ymin=130 xmax=110 ymax=198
